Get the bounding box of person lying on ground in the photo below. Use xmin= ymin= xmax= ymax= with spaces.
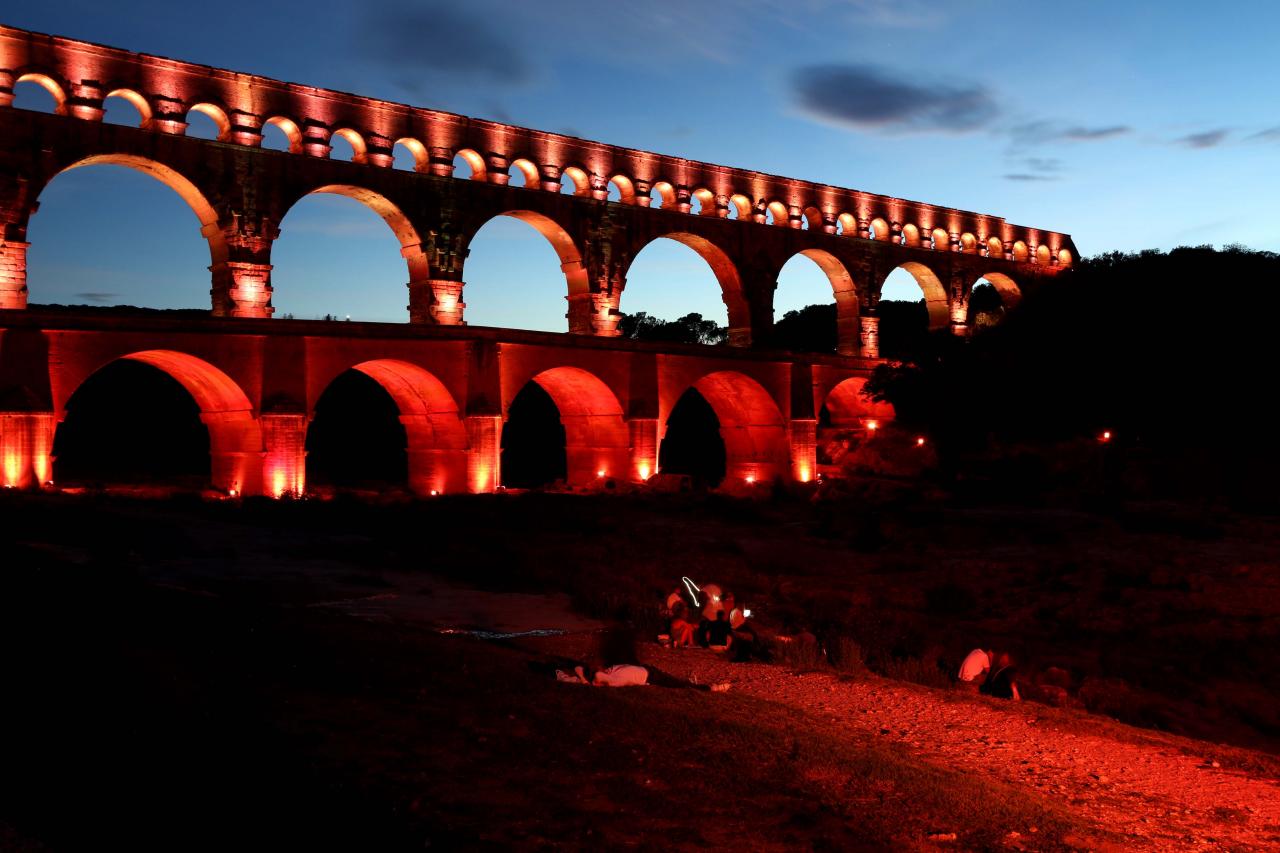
xmin=546 ymin=662 xmax=729 ymax=692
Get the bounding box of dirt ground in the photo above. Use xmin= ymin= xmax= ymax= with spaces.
xmin=2 ymin=491 xmax=1278 ymax=850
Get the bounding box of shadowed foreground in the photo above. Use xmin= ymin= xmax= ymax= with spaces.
xmin=1 ymin=491 xmax=1278 ymax=849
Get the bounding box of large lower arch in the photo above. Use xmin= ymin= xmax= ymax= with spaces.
xmin=822 ymin=377 xmax=895 ymax=427
xmin=313 ymin=359 xmax=468 ymax=495
xmin=793 ymin=249 xmax=860 ymax=355
xmin=884 ymin=262 xmax=949 ymax=330
xmin=511 ymin=367 xmax=629 ymax=487
xmin=626 ymin=233 xmax=749 ymax=346
xmin=28 ymin=155 xmax=228 ymax=309
xmin=666 ymin=371 xmax=789 ymax=485
xmin=818 ymin=376 xmax=896 ymax=472
xmin=54 ymin=350 xmax=260 ymax=494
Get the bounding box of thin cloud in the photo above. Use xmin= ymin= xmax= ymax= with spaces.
xmin=1176 ymin=129 xmax=1229 ymax=149
xmin=790 ymin=64 xmax=998 ymax=133
xmin=1008 ymin=120 xmax=1131 ymax=148
xmin=1247 ymin=126 xmax=1280 ymax=142
xmin=1004 ymin=173 xmax=1058 ymax=182
xmin=1024 ymin=157 xmax=1064 ymax=174
xmin=73 ymin=292 xmax=118 ymax=302
xmin=355 ymin=4 xmax=534 ymax=86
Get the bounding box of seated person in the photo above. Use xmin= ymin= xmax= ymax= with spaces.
xmin=668 ymin=600 xmax=698 ymax=648
xmin=980 ymin=652 xmax=1021 ymax=701
xmin=697 ymin=610 xmax=734 ymax=650
xmin=956 ymin=648 xmax=992 ymax=692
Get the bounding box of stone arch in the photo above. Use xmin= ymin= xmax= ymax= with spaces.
xmin=902 ymin=223 xmax=921 ymax=247
xmin=628 ymin=232 xmax=749 ymax=345
xmin=728 ymin=194 xmax=752 ymax=220
xmin=1036 ymin=244 xmax=1051 ymax=265
xmin=395 ymin=137 xmax=429 ymax=171
xmin=57 ymin=350 xmax=261 ymax=494
xmin=978 ymin=272 xmax=1021 ymax=308
xmin=986 ymin=236 xmax=1004 ymax=258
xmin=681 ymin=371 xmax=789 ymax=484
xmin=692 ymin=188 xmax=716 ymax=215
xmin=453 ymin=148 xmax=486 ymax=180
xmin=802 ymin=206 xmax=823 ymax=231
xmin=333 ymin=359 xmax=468 ymax=494
xmin=510 ymin=158 xmax=540 ymax=188
xmin=783 ymin=249 xmax=861 ymax=355
xmin=836 ymin=212 xmax=857 ymax=236
xmin=263 ymin=116 xmax=303 ymax=152
xmin=524 ymin=367 xmax=629 ymax=486
xmin=330 ymin=128 xmax=368 ymax=163
xmin=560 ymin=165 xmax=591 ymax=196
xmin=651 ymin=181 xmax=676 ymax=208
xmin=884 ymin=261 xmax=949 ymax=330
xmin=821 ymin=376 xmax=894 ymax=427
xmin=488 ymin=209 xmax=587 ymax=301
xmin=1057 ymin=248 xmax=1073 ymax=266
xmin=608 ymin=174 xmax=636 ymax=204
xmin=967 ymin=271 xmax=1021 ymax=331
xmin=32 ymin=154 xmax=229 ymax=307
xmin=931 ymin=227 xmax=950 ymax=250
xmin=1011 ymin=240 xmax=1029 ymax=262
xmin=869 ymin=217 xmax=890 ymax=241
xmin=766 ymin=201 xmax=789 ymax=226
xmin=187 ymin=103 xmax=231 ymax=140
xmin=960 ymin=232 xmax=978 ymax=254
xmin=295 ymin=184 xmax=427 ymax=286
xmin=15 ymin=72 xmax=68 ymax=113
xmin=103 ymin=88 xmax=151 ymax=126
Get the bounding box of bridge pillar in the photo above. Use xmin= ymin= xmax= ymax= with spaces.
xmin=228 ymin=110 xmax=264 ymax=147
xmin=0 ymin=412 xmax=54 ymax=489
xmin=0 ymin=70 xmax=14 ymax=108
xmin=147 ymin=96 xmax=188 ymax=135
xmin=562 ymin=415 xmax=630 ymax=487
xmin=949 ymin=271 xmax=971 ymax=338
xmin=210 ymin=214 xmax=279 ymax=318
xmin=0 ymin=237 xmax=28 ymax=310
xmin=201 ymin=412 xmax=264 ymax=496
xmin=565 ymin=292 xmax=594 ymax=335
xmin=260 ymin=413 xmax=307 ymax=498
xmin=409 ymin=279 xmax=465 ymax=325
xmin=401 ymin=414 xmax=469 ymax=495
xmin=220 ymin=261 xmax=274 ymax=318
xmin=566 ymin=291 xmax=621 ymax=337
xmin=65 ymin=82 xmax=104 ymax=121
xmin=834 ymin=290 xmax=859 ymax=356
xmin=465 ymin=414 xmax=502 ymax=493
xmin=789 ymin=418 xmax=817 ymax=483
xmin=629 ymin=417 xmax=658 ymax=482
xmin=859 ymin=315 xmax=880 ymax=359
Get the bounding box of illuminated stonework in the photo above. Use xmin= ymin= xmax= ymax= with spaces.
xmin=0 ymin=25 xmax=1074 ymax=355
xmin=0 ymin=25 xmax=1082 ymax=497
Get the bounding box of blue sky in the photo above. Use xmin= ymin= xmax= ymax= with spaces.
xmin=9 ymin=1 xmax=1280 ymax=328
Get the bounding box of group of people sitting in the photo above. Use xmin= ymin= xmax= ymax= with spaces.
xmin=664 ymin=584 xmax=759 ymax=662
xmin=956 ymin=647 xmax=1021 ymax=700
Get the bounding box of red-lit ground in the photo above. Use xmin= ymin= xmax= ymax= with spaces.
xmin=2 ymin=492 xmax=1279 ymax=850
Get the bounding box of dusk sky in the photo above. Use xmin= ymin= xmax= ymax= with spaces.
xmin=8 ymin=1 xmax=1280 ymax=329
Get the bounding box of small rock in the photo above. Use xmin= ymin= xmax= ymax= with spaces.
xmin=926 ymin=832 xmax=957 ymax=842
